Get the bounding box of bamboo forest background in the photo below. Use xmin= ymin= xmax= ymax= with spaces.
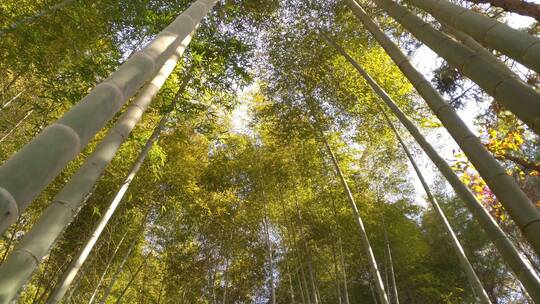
xmin=0 ymin=0 xmax=539 ymax=303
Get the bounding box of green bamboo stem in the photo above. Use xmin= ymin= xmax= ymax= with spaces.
xmin=381 ymin=110 xmax=491 ymax=304
xmin=345 ymin=0 xmax=540 ymax=259
xmin=98 ymin=234 xmax=140 ymax=304
xmin=463 ymin=0 xmax=540 ymax=21
xmin=323 ymin=34 xmax=540 ymax=301
xmin=0 ymin=110 xmax=34 ymax=143
xmin=0 ymin=0 xmax=218 ymax=233
xmin=319 ymin=132 xmax=390 ymax=304
xmin=87 ymin=231 xmax=129 ymax=304
xmin=368 ymin=0 xmax=540 ymax=136
xmin=405 ymin=0 xmax=540 ymax=73
xmin=0 ymin=45 xmax=191 ymax=303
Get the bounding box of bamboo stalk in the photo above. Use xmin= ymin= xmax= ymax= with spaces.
xmin=0 ymin=0 xmax=218 ymax=233
xmin=405 ymin=0 xmax=540 ymax=73
xmin=381 ymin=110 xmax=490 ymax=303
xmin=366 ymin=0 xmax=540 ymax=136
xmin=323 ymin=33 xmax=540 ymax=301
xmin=0 ymin=44 xmax=191 ymax=302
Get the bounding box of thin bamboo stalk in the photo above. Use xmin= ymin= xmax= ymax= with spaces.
xmin=99 ymin=234 xmax=140 ymax=304
xmin=0 ymin=110 xmax=33 ymax=143
xmin=381 ymin=110 xmax=490 ymax=303
xmin=378 ymin=199 xmax=399 ymax=304
xmin=87 ymin=231 xmax=129 ymax=304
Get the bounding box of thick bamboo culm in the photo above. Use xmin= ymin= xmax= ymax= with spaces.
xmin=345 ymin=0 xmax=540 ymax=259
xmin=323 ymin=35 xmax=540 ymax=301
xmin=405 ymin=0 xmax=540 ymax=74
xmin=0 ymin=0 xmax=218 ymax=234
xmin=369 ymin=0 xmax=540 ymax=136
xmin=44 ymin=74 xmax=191 ymax=304
xmin=0 ymin=30 xmax=201 ymax=304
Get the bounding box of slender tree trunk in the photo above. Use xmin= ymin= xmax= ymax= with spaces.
xmin=297 ymin=272 xmax=307 ymax=304
xmin=310 ymin=111 xmax=388 ymax=304
xmin=0 ymin=0 xmax=217 ymax=238
xmin=0 ymin=0 xmax=76 ymax=36
xmin=87 ymin=231 xmax=129 ymax=304
xmin=45 ymin=72 xmax=191 ymax=304
xmin=329 ymin=195 xmax=351 ymax=304
xmin=0 ymin=89 xmax=25 ymax=111
xmin=99 ymin=234 xmax=140 ymax=304
xmin=404 ymin=0 xmax=540 ymax=73
xmin=65 ymin=236 xmax=108 ymax=303
xmin=35 ymin=256 xmax=72 ymax=304
xmin=324 ymin=33 xmax=540 ymax=301
xmin=264 ymin=215 xmax=276 ymax=304
xmin=222 ymin=259 xmax=230 ymax=304
xmin=369 ymin=281 xmax=379 ymax=304
xmin=338 ymin=237 xmax=351 ymax=304
xmin=359 ymin=0 xmax=540 ymax=136
xmin=293 ymin=194 xmax=320 ymax=304
xmin=331 ymin=239 xmax=343 ymax=304
xmin=0 ymin=110 xmax=33 ymax=143
xmin=463 ymin=0 xmax=540 ymax=20
xmin=287 ymin=266 xmax=296 ymax=304
xmin=289 ymin=208 xmax=312 ymax=304
xmin=261 ymin=185 xmax=276 ymax=304
xmin=382 ymin=110 xmax=490 ymax=303
xmin=114 ymin=254 xmax=150 ymax=304
xmin=378 ymin=200 xmax=399 ymax=304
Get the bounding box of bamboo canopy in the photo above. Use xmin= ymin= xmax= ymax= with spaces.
xmin=0 ymin=0 xmax=539 ymax=303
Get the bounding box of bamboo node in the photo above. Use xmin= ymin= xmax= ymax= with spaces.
xmin=13 ymin=248 xmax=40 ymax=266
xmin=522 ymin=40 xmax=540 ymax=61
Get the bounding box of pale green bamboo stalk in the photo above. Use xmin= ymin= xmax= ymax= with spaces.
xmin=319 ymin=133 xmax=389 ymax=304
xmin=367 ymin=0 xmax=540 ymax=136
xmin=405 ymin=0 xmax=540 ymax=74
xmin=0 ymin=44 xmax=190 ymax=302
xmin=0 ymin=0 xmax=218 ymax=233
xmin=99 ymin=235 xmax=140 ymax=304
xmin=0 ymin=110 xmax=33 ymax=143
xmin=345 ymin=0 xmax=540 ymax=259
xmin=378 ymin=201 xmax=399 ymax=304
xmin=114 ymin=254 xmax=150 ymax=304
xmin=381 ymin=110 xmax=491 ymax=304
xmin=324 ymin=34 xmax=540 ymax=301
xmin=439 ymin=23 xmax=511 ymax=73
xmin=463 ymin=0 xmax=540 ymax=20
xmin=44 ymin=76 xmax=190 ymax=304
xmin=0 ymin=89 xmax=26 ymax=111
xmin=87 ymin=231 xmax=129 ymax=304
